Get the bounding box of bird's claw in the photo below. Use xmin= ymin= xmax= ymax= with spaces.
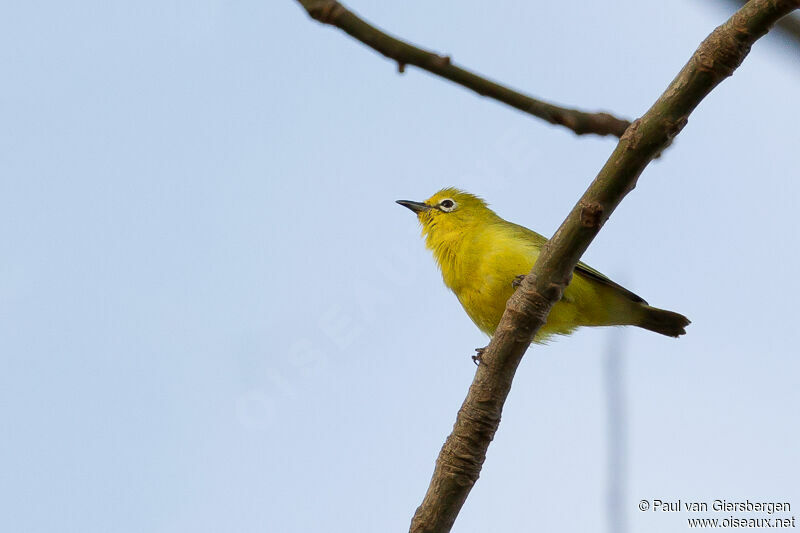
xmin=512 ymin=274 xmax=526 ymax=289
xmin=472 ymin=346 xmax=487 ymax=366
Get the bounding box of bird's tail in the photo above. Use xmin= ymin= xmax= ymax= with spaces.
xmin=636 ymin=305 xmax=691 ymax=337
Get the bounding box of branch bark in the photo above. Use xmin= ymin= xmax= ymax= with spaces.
xmin=409 ymin=1 xmax=799 ymax=532
xmin=726 ymin=0 xmax=800 ymax=46
xmin=294 ymin=0 xmax=631 ymax=137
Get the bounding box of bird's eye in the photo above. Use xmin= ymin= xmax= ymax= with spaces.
xmin=439 ymin=199 xmax=456 ymax=212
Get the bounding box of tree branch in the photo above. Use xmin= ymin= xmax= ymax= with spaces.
xmin=726 ymin=0 xmax=800 ymax=46
xmin=409 ymin=1 xmax=799 ymax=532
xmin=294 ymin=0 xmax=631 ymax=137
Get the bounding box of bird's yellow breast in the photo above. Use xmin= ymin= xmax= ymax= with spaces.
xmin=429 ymin=220 xmax=614 ymax=340
xmin=443 ymin=224 xmax=535 ymax=334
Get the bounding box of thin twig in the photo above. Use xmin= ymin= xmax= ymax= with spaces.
xmin=409 ymin=1 xmax=799 ymax=532
xmin=294 ymin=0 xmax=631 ymax=137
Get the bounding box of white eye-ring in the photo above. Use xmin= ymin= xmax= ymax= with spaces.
xmin=439 ymin=199 xmax=457 ymax=212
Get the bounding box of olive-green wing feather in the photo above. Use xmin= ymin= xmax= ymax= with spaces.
xmin=504 ymin=220 xmax=647 ymax=304
xmin=573 ymin=261 xmax=646 ymax=304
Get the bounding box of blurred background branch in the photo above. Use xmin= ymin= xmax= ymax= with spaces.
xmin=294 ymin=0 xmax=631 ymax=137
xmin=605 ymin=330 xmax=628 ymax=533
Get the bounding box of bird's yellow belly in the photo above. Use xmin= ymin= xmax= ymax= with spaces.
xmin=441 ymin=225 xmax=631 ymax=341
xmin=454 ymin=263 xmax=608 ymax=341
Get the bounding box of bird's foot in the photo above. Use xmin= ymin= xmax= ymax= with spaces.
xmin=472 ymin=346 xmax=487 ymax=366
xmin=512 ymin=274 xmax=526 ymax=289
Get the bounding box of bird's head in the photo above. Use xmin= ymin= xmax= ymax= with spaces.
xmin=396 ymin=188 xmax=497 ymax=247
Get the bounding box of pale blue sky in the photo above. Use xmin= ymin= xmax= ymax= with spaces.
xmin=2 ymin=2 xmax=799 ymax=532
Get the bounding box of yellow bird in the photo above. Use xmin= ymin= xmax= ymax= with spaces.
xmin=397 ymin=188 xmax=689 ymax=342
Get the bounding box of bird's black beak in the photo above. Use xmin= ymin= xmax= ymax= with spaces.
xmin=396 ymin=200 xmax=432 ymax=214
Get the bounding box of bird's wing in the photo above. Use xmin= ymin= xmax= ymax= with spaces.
xmin=504 ymin=220 xmax=646 ymax=304
xmin=574 ymin=261 xmax=647 ymax=304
